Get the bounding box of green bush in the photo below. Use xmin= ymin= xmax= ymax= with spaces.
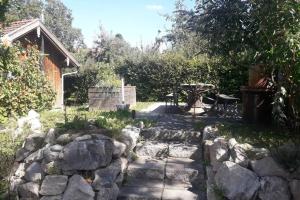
xmin=0 ymin=43 xmax=56 ymax=123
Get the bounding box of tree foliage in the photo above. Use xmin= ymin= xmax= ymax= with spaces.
xmin=188 ymin=0 xmax=300 ymax=130
xmin=0 ymin=42 xmax=55 ymax=123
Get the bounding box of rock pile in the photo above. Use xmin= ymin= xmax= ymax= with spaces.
xmin=203 ymin=125 xmax=300 ymax=200
xmin=9 ymin=125 xmax=140 ymax=200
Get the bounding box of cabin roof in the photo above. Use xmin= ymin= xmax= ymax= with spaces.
xmin=2 ymin=19 xmax=80 ymax=68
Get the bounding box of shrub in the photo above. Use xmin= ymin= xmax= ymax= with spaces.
xmin=0 ymin=43 xmax=56 ymax=123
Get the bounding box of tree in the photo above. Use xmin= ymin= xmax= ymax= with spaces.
xmin=0 ymin=0 xmax=9 ymax=24
xmin=91 ymin=25 xmax=132 ymax=65
xmin=189 ymin=0 xmax=300 ymax=130
xmin=5 ymin=0 xmax=85 ymax=51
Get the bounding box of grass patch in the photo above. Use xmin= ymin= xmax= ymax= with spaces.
xmin=216 ymin=122 xmax=300 ymax=149
xmin=0 ymin=132 xmax=23 ymax=197
xmin=131 ymin=102 xmax=155 ymax=111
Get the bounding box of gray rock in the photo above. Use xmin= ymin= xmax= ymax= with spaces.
xmin=24 ymin=148 xmax=44 ymax=163
xmin=39 ymin=175 xmax=68 ymax=195
xmin=45 ymin=128 xmax=56 ymax=144
xmin=203 ymin=125 xmax=219 ymax=140
xmin=56 ymin=134 xmax=72 ymax=144
xmin=74 ymin=134 xmax=92 ymax=141
xmin=168 ymin=143 xmax=199 ymax=159
xmin=209 ymin=138 xmax=229 ymax=171
xmin=113 ymin=140 xmax=127 ymax=158
xmin=136 ymin=141 xmax=168 ymax=158
xmin=40 ymin=195 xmax=62 ymax=200
xmin=119 ymin=127 xmax=140 ymax=152
xmin=215 ymin=161 xmax=260 ymax=200
xmin=9 ymin=176 xmax=25 ymax=192
xmin=14 ymin=163 xmax=26 ymax=178
xmin=203 ymin=140 xmax=214 ymax=163
xmin=231 ymin=144 xmax=249 ymax=167
xmin=228 ymin=138 xmax=238 ymax=149
xmin=24 ymin=162 xmax=44 ymax=182
xmin=250 ymin=157 xmax=289 ymax=179
xmin=44 ymin=145 xmax=63 ymax=162
xmin=247 ymin=147 xmax=270 ymax=160
xmin=16 ymin=133 xmax=45 ymax=161
xmin=63 ymin=174 xmax=95 ymax=200
xmin=92 ymin=158 xmax=123 ymax=190
xmin=127 ymin=158 xmax=165 ymax=180
xmin=290 ymin=179 xmax=300 ymax=200
xmin=259 ymin=176 xmax=291 ymax=200
xmin=61 ymin=139 xmax=113 ymax=170
xmin=18 ymin=182 xmax=39 ymax=199
xmin=96 ymin=183 xmax=119 ymax=200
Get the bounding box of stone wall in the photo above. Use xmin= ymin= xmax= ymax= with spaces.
xmin=8 ymin=125 xmax=141 ymax=200
xmin=203 ymin=125 xmax=300 ymax=200
xmin=89 ymin=86 xmax=136 ymax=111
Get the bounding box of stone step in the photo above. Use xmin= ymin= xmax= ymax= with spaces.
xmin=168 ymin=143 xmax=201 ymax=159
xmin=136 ymin=141 xmax=169 ymax=158
xmin=118 ymin=186 xmax=163 ymax=200
xmin=166 ymin=158 xmax=201 ymax=184
xmin=127 ymin=158 xmax=166 ymax=180
xmin=162 ymin=188 xmax=198 ymax=200
xmin=124 ymin=178 xmax=164 ymax=188
xmin=141 ymin=128 xmax=201 ymax=143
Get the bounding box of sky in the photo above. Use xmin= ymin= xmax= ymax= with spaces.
xmin=62 ymin=0 xmax=195 ymax=48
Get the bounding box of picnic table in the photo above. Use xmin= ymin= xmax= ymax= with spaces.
xmin=180 ymin=83 xmax=215 ymax=114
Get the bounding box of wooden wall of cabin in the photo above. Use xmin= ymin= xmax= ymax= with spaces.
xmin=16 ymin=30 xmax=68 ymax=108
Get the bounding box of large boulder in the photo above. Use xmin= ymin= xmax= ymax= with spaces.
xmin=61 ymin=138 xmax=113 ymax=171
xmin=250 ymin=157 xmax=289 ymax=179
xmin=92 ymin=158 xmax=123 ymax=190
xmin=215 ymin=161 xmax=260 ymax=200
xmin=18 ymin=182 xmax=40 ymax=199
xmin=258 ymin=176 xmax=291 ymax=200
xmin=136 ymin=141 xmax=168 ymax=158
xmin=63 ymin=175 xmax=95 ymax=200
xmin=96 ymin=183 xmax=119 ymax=200
xmin=290 ymin=179 xmax=300 ymax=200
xmin=24 ymin=162 xmax=44 ymax=182
xmin=209 ymin=137 xmax=229 ymax=171
xmin=39 ymin=175 xmax=68 ymax=196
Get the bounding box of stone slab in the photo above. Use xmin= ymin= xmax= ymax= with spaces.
xmin=118 ymin=186 xmax=163 ymax=200
xmin=125 ymin=178 xmax=164 ymax=188
xmin=162 ymin=188 xmax=198 ymax=200
xmin=168 ymin=143 xmax=200 ymax=159
xmin=127 ymin=158 xmax=166 ymax=180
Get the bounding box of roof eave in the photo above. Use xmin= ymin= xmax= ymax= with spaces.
xmin=4 ymin=19 xmax=80 ymax=68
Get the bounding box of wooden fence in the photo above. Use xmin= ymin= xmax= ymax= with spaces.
xmin=88 ymin=86 xmax=136 ymax=111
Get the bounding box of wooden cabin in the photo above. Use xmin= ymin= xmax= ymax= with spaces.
xmin=2 ymin=19 xmax=80 ymax=108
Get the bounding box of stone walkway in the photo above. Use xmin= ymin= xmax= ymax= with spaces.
xmin=118 ymin=111 xmax=206 ymax=200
